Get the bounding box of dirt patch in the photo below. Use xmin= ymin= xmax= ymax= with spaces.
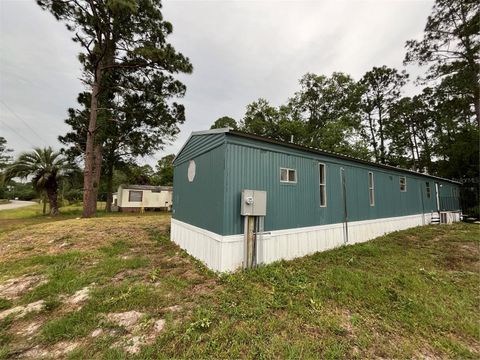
xmin=107 ymin=310 xmax=145 ymax=331
xmin=0 ymin=300 xmax=45 ymax=321
xmin=163 ymin=304 xmax=182 ymax=312
xmin=182 ymin=269 xmax=206 ymax=282
xmin=112 ymin=269 xmax=146 ymax=283
xmin=440 ymin=241 xmax=480 ymax=272
xmin=15 ymin=321 xmax=42 ymax=338
xmin=104 ymin=311 xmax=166 ymax=354
xmin=192 ymin=278 xmax=217 ymax=295
xmin=118 ymin=319 xmax=165 ymax=354
xmin=20 ymin=341 xmax=79 ymax=359
xmin=20 ymin=345 xmax=49 ymax=359
xmin=339 ymin=308 xmax=354 ymax=336
xmin=0 ymin=274 xmax=47 ymax=300
xmin=63 ymin=285 xmax=91 ymax=310
xmin=90 ymin=328 xmax=104 ymax=337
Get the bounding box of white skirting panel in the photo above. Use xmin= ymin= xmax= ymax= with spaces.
xmin=170 ymin=219 xmax=224 ymax=272
xmin=171 ymin=212 xmax=459 ymax=272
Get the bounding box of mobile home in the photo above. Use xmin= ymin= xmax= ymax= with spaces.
xmin=171 ymin=129 xmax=461 ymax=272
xmin=115 ymin=184 xmax=173 ymax=212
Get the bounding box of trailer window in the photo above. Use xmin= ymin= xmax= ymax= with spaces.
xmin=319 ymin=163 xmax=326 ymax=207
xmin=280 ymin=168 xmax=297 ymax=183
xmin=400 ymin=176 xmax=407 ymax=192
xmin=426 ymin=182 xmax=431 ymax=198
xmin=128 ymin=190 xmax=143 ymax=202
xmin=368 ymin=172 xmax=375 ymax=206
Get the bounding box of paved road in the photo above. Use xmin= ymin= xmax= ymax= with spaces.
xmin=0 ymin=200 xmax=37 ymax=211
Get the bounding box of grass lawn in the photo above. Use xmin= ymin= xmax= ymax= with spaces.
xmin=0 ymin=206 xmax=478 ymax=359
xmin=0 ymin=202 xmax=161 ymax=235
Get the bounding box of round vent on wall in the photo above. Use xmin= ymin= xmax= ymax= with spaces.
xmin=188 ymin=160 xmax=196 ymax=182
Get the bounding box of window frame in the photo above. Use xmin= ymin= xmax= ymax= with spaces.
xmin=368 ymin=171 xmax=375 ymax=206
xmin=280 ymin=167 xmax=297 ymax=184
xmin=128 ymin=190 xmax=143 ymax=202
xmin=319 ymin=163 xmax=327 ymax=207
xmin=425 ymin=182 xmax=431 ymax=198
xmin=399 ymin=176 xmax=407 ymax=192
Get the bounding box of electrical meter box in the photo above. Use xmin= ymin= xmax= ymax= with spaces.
xmin=241 ymin=189 xmax=267 ymax=216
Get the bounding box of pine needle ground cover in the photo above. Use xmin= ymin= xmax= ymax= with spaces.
xmin=0 ymin=206 xmax=478 ymax=359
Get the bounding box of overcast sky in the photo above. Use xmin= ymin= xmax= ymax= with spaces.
xmin=0 ymin=0 xmax=433 ymax=166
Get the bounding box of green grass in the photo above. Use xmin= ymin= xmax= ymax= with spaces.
xmin=0 ymin=214 xmax=478 ymax=359
xmin=142 ymin=223 xmax=479 ymax=359
xmin=0 ymin=202 xmax=166 ymax=235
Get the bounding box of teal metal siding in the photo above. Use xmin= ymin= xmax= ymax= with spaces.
xmin=222 ymin=136 xmax=460 ymax=235
xmin=172 ymin=131 xmax=460 ymax=237
xmin=438 ymin=182 xmax=461 ymax=211
xmin=174 ymin=133 xmax=225 ymax=165
xmin=172 ymin=143 xmax=226 ymax=234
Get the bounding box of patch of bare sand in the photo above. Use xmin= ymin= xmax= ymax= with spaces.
xmin=99 ymin=311 xmax=166 ymax=354
xmin=20 ymin=341 xmax=80 ymax=359
xmin=62 ymin=285 xmax=91 ymax=311
xmin=0 ymin=274 xmax=47 ymax=299
xmin=107 ymin=310 xmax=144 ymax=331
xmin=0 ymin=300 xmax=45 ymax=321
xmin=15 ymin=321 xmax=42 ymax=338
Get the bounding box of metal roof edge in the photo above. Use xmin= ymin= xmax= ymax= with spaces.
xmin=173 ymin=128 xmax=231 ymax=164
xmin=119 ymin=184 xmax=173 ymax=191
xmin=225 ymin=130 xmax=461 ymax=185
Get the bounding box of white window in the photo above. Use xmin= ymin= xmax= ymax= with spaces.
xmin=280 ymin=168 xmax=297 ymax=183
xmin=368 ymin=172 xmax=375 ymax=206
xmin=187 ymin=160 xmax=196 ymax=182
xmin=319 ymin=163 xmax=326 ymax=207
xmin=400 ymin=176 xmax=407 ymax=192
xmin=426 ymin=182 xmax=431 ymax=198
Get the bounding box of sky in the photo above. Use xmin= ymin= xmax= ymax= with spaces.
xmin=0 ymin=0 xmax=433 ymax=167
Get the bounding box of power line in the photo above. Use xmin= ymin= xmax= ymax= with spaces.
xmin=0 ymin=99 xmax=50 ymax=144
xmin=0 ymin=117 xmax=35 ymax=148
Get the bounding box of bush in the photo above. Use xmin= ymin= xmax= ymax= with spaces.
xmin=63 ymin=188 xmax=83 ymax=203
xmin=463 ymin=205 xmax=480 ymax=219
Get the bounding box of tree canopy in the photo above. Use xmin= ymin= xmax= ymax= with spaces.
xmin=4 ymin=148 xmax=74 ymax=215
xmin=404 ymin=0 xmax=479 ymax=127
xmin=0 ymin=137 xmax=13 ymax=170
xmin=38 ymin=0 xmax=192 ymax=217
xmin=211 ymin=116 xmax=238 ymax=130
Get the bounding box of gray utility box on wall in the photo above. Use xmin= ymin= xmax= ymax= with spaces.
xmin=241 ymin=189 xmax=267 ymax=216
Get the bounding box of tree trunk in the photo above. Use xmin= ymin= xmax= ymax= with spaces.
xmin=46 ymin=187 xmax=59 ymax=216
xmin=412 ymin=131 xmax=421 ymax=170
xmin=367 ymin=112 xmax=378 ymax=162
xmin=474 ymin=85 xmax=480 ymax=129
xmin=83 ymin=66 xmax=102 ymax=218
xmin=105 ymin=159 xmax=114 ymax=212
xmin=42 ymin=194 xmax=47 ymax=215
xmin=378 ymin=107 xmax=386 ymax=164
xmin=408 ymin=128 xmax=416 ymax=170
xmin=91 ymin=143 xmax=103 ymax=213
xmin=422 ymin=132 xmax=432 ymax=173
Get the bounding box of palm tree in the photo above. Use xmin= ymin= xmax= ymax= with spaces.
xmin=5 ymin=147 xmax=71 ymax=216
